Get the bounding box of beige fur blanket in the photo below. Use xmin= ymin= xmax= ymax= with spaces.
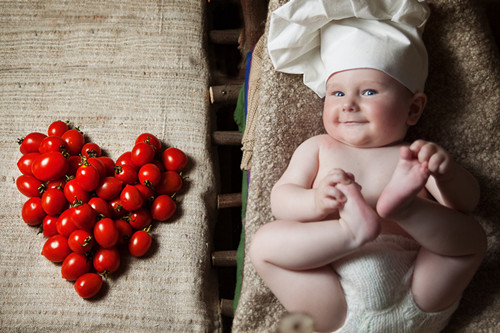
xmin=233 ymin=0 xmax=500 ymax=332
xmin=0 ymin=1 xmax=221 ymax=331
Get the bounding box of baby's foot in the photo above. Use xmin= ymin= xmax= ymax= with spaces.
xmin=336 ymin=181 xmax=381 ymax=245
xmin=377 ymin=146 xmax=430 ymax=219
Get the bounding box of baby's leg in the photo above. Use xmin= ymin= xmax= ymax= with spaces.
xmin=377 ymin=147 xmax=487 ymax=312
xmin=250 ymin=182 xmax=381 ymax=331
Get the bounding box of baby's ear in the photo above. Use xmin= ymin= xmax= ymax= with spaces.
xmin=407 ymin=92 xmax=427 ymax=126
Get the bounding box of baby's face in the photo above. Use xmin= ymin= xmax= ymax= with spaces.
xmin=323 ymin=68 xmax=416 ymax=148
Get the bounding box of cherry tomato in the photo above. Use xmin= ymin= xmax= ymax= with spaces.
xmin=16 ymin=174 xmax=44 ymax=197
xmin=109 ymin=197 xmax=127 ymax=219
xmin=56 ymin=209 xmax=78 ymax=237
xmin=18 ymin=132 xmax=47 ymax=154
xmin=93 ymin=247 xmax=120 ymax=274
xmin=114 ymin=164 xmax=137 ymax=185
xmin=95 ymin=176 xmax=123 ymax=201
xmin=128 ymin=207 xmax=152 ymax=230
xmin=115 ymin=219 xmax=133 ymax=246
xmin=61 ymin=252 xmax=91 ymax=281
xmin=88 ymin=197 xmax=114 ymax=218
xmin=138 ymin=163 xmax=161 ymax=188
xmin=87 ymin=157 xmax=105 ymax=178
xmin=161 ymin=147 xmax=188 ymax=172
xmin=129 ymin=230 xmax=152 ymax=257
xmin=22 ymin=197 xmax=46 ymax=225
xmin=47 ymin=120 xmax=69 ymax=137
xmin=120 ymin=184 xmax=144 ymax=212
xmin=66 ymin=155 xmax=82 ymax=176
xmin=41 ymin=234 xmax=71 ymax=262
xmin=94 ymin=218 xmax=119 ymax=249
xmin=97 ymin=156 xmax=115 ymax=176
xmin=75 ymin=162 xmax=100 ymax=192
xmin=134 ymin=183 xmax=155 ymax=201
xmin=71 ymin=202 xmax=96 ymax=231
xmin=46 ymin=178 xmax=67 ymax=190
xmin=64 ymin=178 xmax=90 ymax=203
xmin=131 ymin=142 xmax=155 ymax=167
xmin=135 ymin=133 xmax=162 ymax=152
xmin=61 ymin=129 xmax=85 ymax=156
xmin=31 ymin=151 xmax=69 ymax=182
xmin=81 ymin=142 xmax=102 ymax=158
xmin=38 ymin=136 xmax=68 ymax=154
xmin=41 ymin=187 xmax=67 ymax=215
xmin=17 ymin=152 xmax=41 ymax=175
xmin=151 ymin=195 xmax=176 ymax=221
xmin=75 ymin=273 xmax=102 ymax=299
xmin=68 ymin=229 xmax=94 ymax=253
xmin=42 ymin=215 xmax=59 ymax=237
xmin=155 ymin=171 xmax=183 ymax=195
xmin=116 ymin=151 xmax=136 ymax=169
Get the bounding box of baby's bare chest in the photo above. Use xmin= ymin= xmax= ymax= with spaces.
xmin=314 ymin=145 xmax=401 ymax=206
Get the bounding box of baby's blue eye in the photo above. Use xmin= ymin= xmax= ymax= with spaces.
xmin=363 ymin=89 xmax=377 ymax=96
xmin=333 ymin=91 xmax=345 ymax=97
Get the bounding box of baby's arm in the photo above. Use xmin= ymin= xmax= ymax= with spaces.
xmin=410 ymin=140 xmax=480 ymax=213
xmin=271 ymin=137 xmax=351 ymax=221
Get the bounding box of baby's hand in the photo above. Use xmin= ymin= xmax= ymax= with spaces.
xmin=409 ymin=140 xmax=452 ymax=176
xmin=314 ymin=168 xmax=357 ymax=217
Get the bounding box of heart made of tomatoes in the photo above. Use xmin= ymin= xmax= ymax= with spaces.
xmin=16 ymin=122 xmax=188 ymax=299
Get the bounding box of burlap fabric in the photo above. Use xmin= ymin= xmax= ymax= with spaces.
xmin=233 ymin=0 xmax=500 ymax=332
xmin=0 ymin=1 xmax=221 ymax=331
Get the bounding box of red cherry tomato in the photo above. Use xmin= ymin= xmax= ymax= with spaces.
xmin=22 ymin=197 xmax=46 ymax=225
xmin=120 ymin=184 xmax=144 ymax=212
xmin=16 ymin=174 xmax=44 ymax=197
xmin=93 ymin=247 xmax=120 ymax=274
xmin=66 ymin=155 xmax=82 ymax=176
xmin=156 ymin=171 xmax=183 ymax=195
xmin=129 ymin=230 xmax=152 ymax=257
xmin=74 ymin=273 xmax=103 ymax=299
xmin=151 ymin=195 xmax=176 ymax=221
xmin=116 ymin=151 xmax=136 ymax=169
xmin=131 ymin=142 xmax=156 ymax=167
xmin=61 ymin=129 xmax=85 ymax=156
xmin=47 ymin=120 xmax=69 ymax=137
xmin=94 ymin=218 xmax=119 ymax=249
xmin=41 ymin=234 xmax=71 ymax=262
xmin=41 ymin=187 xmax=67 ymax=215
xmin=64 ymin=178 xmax=90 ymax=203
xmin=138 ymin=163 xmax=161 ymax=188
xmin=61 ymin=252 xmax=91 ymax=281
xmin=97 ymin=156 xmax=115 ymax=176
xmin=75 ymin=162 xmax=100 ymax=192
xmin=135 ymin=133 xmax=162 ymax=152
xmin=68 ymin=229 xmax=94 ymax=254
xmin=42 ymin=215 xmax=59 ymax=237
xmin=38 ymin=136 xmax=68 ymax=154
xmin=71 ymin=202 xmax=96 ymax=231
xmin=31 ymin=151 xmax=69 ymax=182
xmin=46 ymin=178 xmax=67 ymax=190
xmin=109 ymin=197 xmax=127 ymax=219
xmin=18 ymin=132 xmax=47 ymax=154
xmin=81 ymin=142 xmax=102 ymax=158
xmin=114 ymin=164 xmax=137 ymax=185
xmin=161 ymin=147 xmax=188 ymax=172
xmin=115 ymin=219 xmax=133 ymax=246
xmin=134 ymin=183 xmax=155 ymax=201
xmin=128 ymin=207 xmax=152 ymax=230
xmin=88 ymin=197 xmax=114 ymax=218
xmin=87 ymin=157 xmax=105 ymax=178
xmin=95 ymin=176 xmax=123 ymax=201
xmin=17 ymin=152 xmax=41 ymax=175
xmin=56 ymin=209 xmax=78 ymax=237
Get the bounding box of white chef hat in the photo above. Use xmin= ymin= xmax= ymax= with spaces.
xmin=268 ymin=0 xmax=430 ymax=98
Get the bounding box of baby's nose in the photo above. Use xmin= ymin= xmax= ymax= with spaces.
xmin=342 ymin=100 xmax=357 ymax=112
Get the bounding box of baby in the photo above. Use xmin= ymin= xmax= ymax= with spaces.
xmin=249 ymin=0 xmax=487 ymax=332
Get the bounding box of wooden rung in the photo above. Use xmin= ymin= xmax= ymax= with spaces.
xmin=212 ymin=250 xmax=237 ymax=267
xmin=209 ymin=84 xmax=242 ymax=104
xmin=220 ymin=298 xmax=234 ymax=317
xmin=217 ymin=192 xmax=242 ymax=209
xmin=209 ymin=29 xmax=241 ymax=45
xmin=212 ymin=131 xmax=242 ymax=145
